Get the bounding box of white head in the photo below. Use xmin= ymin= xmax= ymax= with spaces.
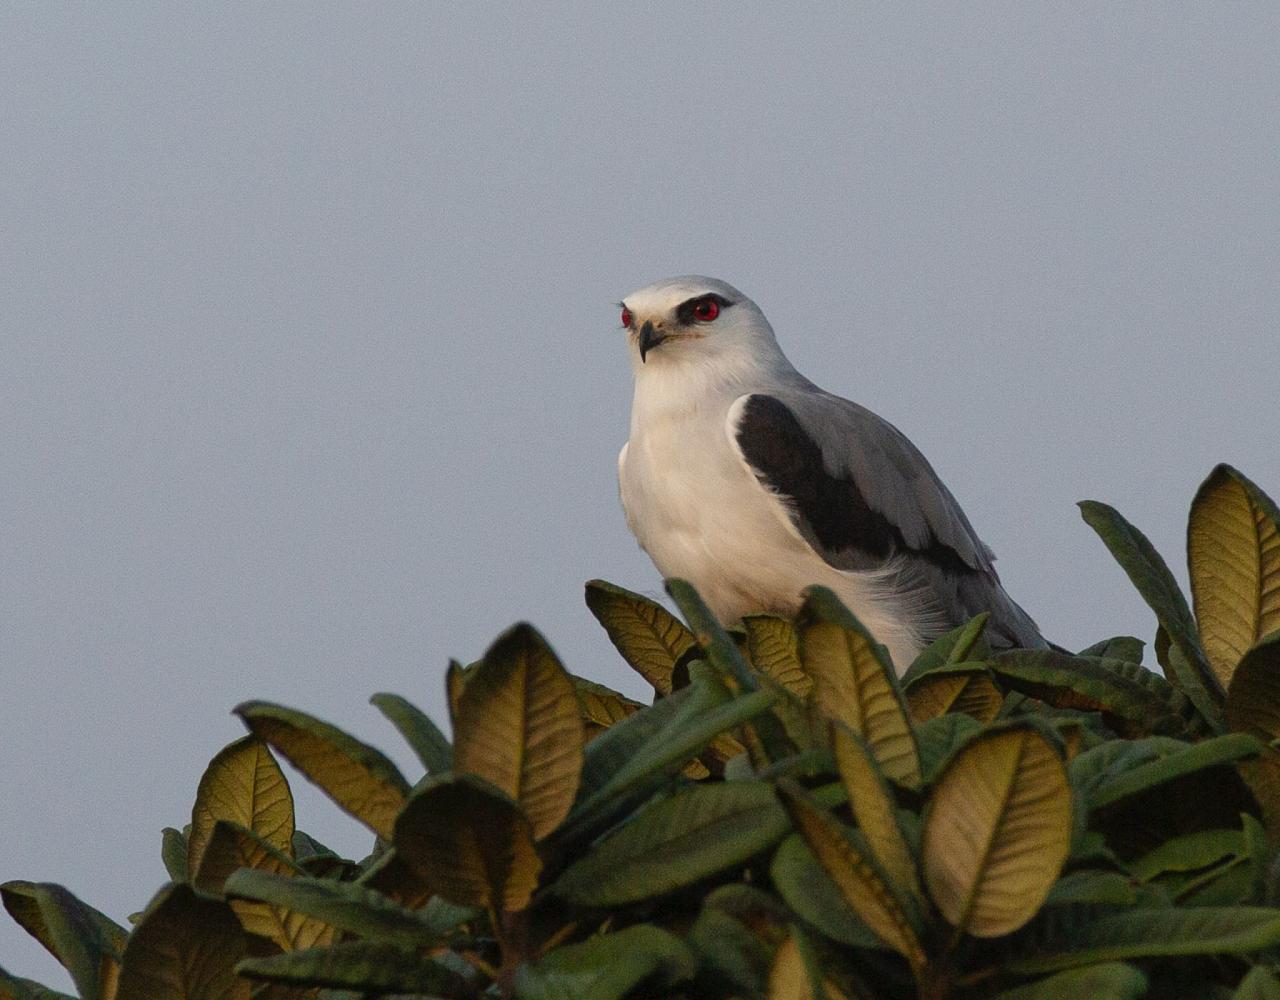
xmin=618 ymin=276 xmax=791 ymax=386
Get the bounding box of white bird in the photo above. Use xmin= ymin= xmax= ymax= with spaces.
xmin=616 ymin=275 xmax=1045 ymax=673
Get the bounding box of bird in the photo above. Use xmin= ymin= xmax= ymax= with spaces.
xmin=615 ymin=275 xmax=1046 ymax=673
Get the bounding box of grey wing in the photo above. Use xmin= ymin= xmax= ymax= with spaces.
xmin=729 ymin=390 xmax=1045 ymax=649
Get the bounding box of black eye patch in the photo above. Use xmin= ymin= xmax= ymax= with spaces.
xmin=675 ymin=293 xmax=733 ymax=326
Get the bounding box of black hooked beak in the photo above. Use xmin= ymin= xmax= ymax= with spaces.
xmin=638 ymin=321 xmax=666 ymax=363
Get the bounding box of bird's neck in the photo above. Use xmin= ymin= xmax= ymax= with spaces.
xmin=629 ymin=349 xmax=797 ymax=431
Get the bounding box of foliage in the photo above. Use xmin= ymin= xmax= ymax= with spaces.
xmin=6 ymin=463 xmax=1280 ymax=999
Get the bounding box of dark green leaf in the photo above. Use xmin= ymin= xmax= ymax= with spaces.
xmin=1007 ymin=907 xmax=1280 ymax=974
xmin=554 ymin=781 xmax=789 ymax=905
xmin=1235 ymin=966 xmax=1280 ymax=1000
xmin=987 ymin=649 xmax=1197 ymax=738
xmin=1078 ymin=636 xmax=1146 ymax=663
xmin=514 ymin=925 xmax=696 ymax=1000
xmin=1041 ymin=870 xmax=1138 ymax=908
xmin=992 ymin=962 xmax=1147 ymax=1000
xmin=236 ymin=941 xmax=467 ymax=995
xmin=158 ymin=830 xmax=189 ymax=887
xmin=0 ymin=965 xmax=76 ymax=1000
xmin=902 ymin=613 xmax=991 ymax=685
xmin=769 ymin=833 xmax=881 ymax=949
xmin=560 ymin=669 xmax=777 ymax=843
xmin=1078 ymin=499 xmax=1223 ymax=725
xmin=1086 ymin=732 xmax=1260 ymax=810
xmin=369 ymin=693 xmax=452 ymax=775
xmin=0 ymin=882 xmax=124 ymax=1000
xmin=224 ymin=869 xmax=473 ymax=947
xmin=914 ymin=712 xmax=983 ymax=784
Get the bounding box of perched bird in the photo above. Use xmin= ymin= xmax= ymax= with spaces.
xmin=616 ymin=275 xmax=1045 ymax=673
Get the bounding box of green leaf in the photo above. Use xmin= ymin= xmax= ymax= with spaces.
xmin=1040 ymin=870 xmax=1138 ymax=908
xmin=986 ymin=650 xmax=1197 ymax=738
xmin=560 ymin=673 xmax=777 ymax=844
xmin=236 ymin=941 xmax=467 ymax=995
xmin=234 ymin=701 xmax=409 ymax=840
xmin=992 ymin=963 xmax=1147 ymax=1000
xmin=369 ymin=693 xmax=452 ymax=775
xmin=1085 ymin=732 xmax=1260 ymax=810
xmin=0 ymin=966 xmax=76 ymax=1000
xmin=798 ymin=587 xmax=920 ymax=787
xmin=0 ymin=882 xmax=124 ymax=1000
xmin=160 ymin=827 xmax=188 ymax=883
xmin=1129 ymin=828 xmax=1245 ymax=882
xmin=1078 ymin=636 xmax=1146 ymax=663
xmin=585 ymin=579 xmax=697 ymax=694
xmin=224 ymin=869 xmax=473 ymax=947
xmin=923 ymin=722 xmax=1072 ymax=937
xmin=451 ymin=623 xmax=584 ymax=839
xmin=554 ymin=781 xmax=789 ymax=905
xmin=514 ymin=925 xmax=696 ymax=1000
xmin=770 ymin=833 xmax=881 ymax=950
xmin=392 ymin=773 xmax=541 ymax=912
xmin=574 ymin=678 xmax=712 ymax=801
xmin=915 ymin=712 xmax=983 ymax=784
xmin=1189 ymin=465 xmax=1280 ymax=687
xmin=1006 ymin=907 xmax=1280 ymax=974
xmin=902 ymin=613 xmax=991 ymax=684
xmin=1235 ymin=966 xmax=1280 ymax=1000
xmin=687 ymin=885 xmax=789 ymax=997
xmin=666 ymin=578 xmax=761 ymax=693
xmin=1227 ymin=631 xmax=1280 ymax=742
xmin=1068 ymin=735 xmax=1188 ymax=802
xmin=187 ymin=736 xmax=295 ymax=879
xmin=777 ymin=781 xmax=925 ymax=972
xmin=1078 ymin=499 xmax=1224 ymax=724
xmin=117 ymin=883 xmax=248 ymax=1000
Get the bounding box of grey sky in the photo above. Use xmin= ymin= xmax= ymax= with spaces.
xmin=2 ymin=5 xmax=1277 ymax=987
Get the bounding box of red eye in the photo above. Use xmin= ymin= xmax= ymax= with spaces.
xmin=621 ymin=306 xmax=632 ymax=328
xmin=692 ymin=297 xmax=720 ymax=322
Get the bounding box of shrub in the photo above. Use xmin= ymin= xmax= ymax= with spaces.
xmin=5 ymin=463 xmax=1280 ymax=999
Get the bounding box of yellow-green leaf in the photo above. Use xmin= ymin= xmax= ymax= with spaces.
xmin=575 ymin=676 xmax=645 ymax=741
xmin=831 ymin=724 xmax=921 ymax=902
xmin=798 ymin=588 xmax=920 ymax=787
xmin=585 ymin=579 xmax=696 ymax=694
xmin=1189 ymin=465 xmax=1280 ymax=687
xmin=923 ymin=723 xmax=1071 ymax=937
xmin=234 ymin=702 xmax=409 ymax=840
xmin=187 ymin=737 xmax=294 ymax=879
xmin=116 ymin=884 xmax=249 ymax=1000
xmin=393 ymin=774 xmax=541 ymax=912
xmin=192 ymin=821 xmax=333 ymax=952
xmin=777 ymin=782 xmax=925 ymax=974
xmin=906 ymin=666 xmax=1002 ymax=724
xmin=766 ymin=934 xmax=849 ymax=1000
xmin=452 ymin=624 xmax=584 ymax=839
xmin=743 ymin=615 xmax=810 ymax=697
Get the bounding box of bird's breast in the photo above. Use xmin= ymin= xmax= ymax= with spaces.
xmin=618 ymin=408 xmax=816 ymax=621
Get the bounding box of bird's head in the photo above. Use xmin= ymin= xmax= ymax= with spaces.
xmin=618 ymin=276 xmax=783 ymax=377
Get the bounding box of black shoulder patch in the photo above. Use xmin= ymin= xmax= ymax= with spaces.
xmin=734 ymin=395 xmax=973 ymax=576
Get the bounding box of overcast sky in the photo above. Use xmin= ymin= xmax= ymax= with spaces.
xmin=3 ymin=5 xmax=1278 ymax=987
